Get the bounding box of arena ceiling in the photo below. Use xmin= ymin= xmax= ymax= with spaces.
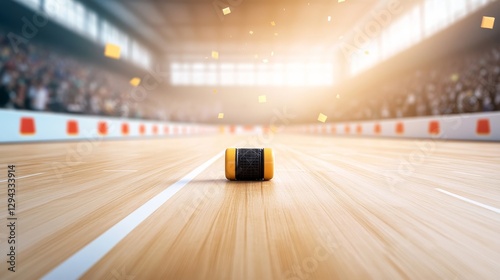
xmin=82 ymin=0 xmax=390 ymax=62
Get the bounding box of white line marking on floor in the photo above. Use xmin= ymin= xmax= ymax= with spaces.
xmin=0 ymin=172 xmax=43 ymax=183
xmin=451 ymin=171 xmax=482 ymax=176
xmin=436 ymin=188 xmax=500 ymax=214
xmin=41 ymin=150 xmax=225 ymax=280
xmin=103 ymin=170 xmax=138 ymax=172
xmin=47 ymin=162 xmax=84 ymax=164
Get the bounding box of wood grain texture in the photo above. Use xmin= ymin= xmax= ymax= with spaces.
xmin=0 ymin=135 xmax=499 ymax=279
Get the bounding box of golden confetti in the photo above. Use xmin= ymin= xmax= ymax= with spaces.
xmin=450 ymin=73 xmax=459 ymax=82
xmin=262 ymin=59 xmax=269 ymax=63
xmin=259 ymin=95 xmax=267 ymax=103
xmin=274 ymin=32 xmax=279 ymax=36
xmin=211 ymin=51 xmax=219 ymax=59
xmin=104 ymin=43 xmax=121 ymax=59
xmin=481 ymin=16 xmax=495 ymax=29
xmin=254 ymin=54 xmax=259 ymax=59
xmin=271 ymin=51 xmax=274 ymax=56
xmin=328 ymin=16 xmax=332 ymax=22
xmin=213 ymin=89 xmax=218 ymax=94
xmin=218 ymin=113 xmax=224 ymax=119
xmin=222 ymin=7 xmax=231 ymax=15
xmin=364 ymin=50 xmax=370 ymax=55
xmin=271 ymin=21 xmax=276 ymax=26
xmin=338 ymin=0 xmax=345 ymax=3
xmin=336 ymin=94 xmax=340 ymax=99
xmin=318 ymin=113 xmax=328 ymax=123
xmin=249 ymin=30 xmax=254 ymax=35
xmin=129 ymin=77 xmax=141 ymax=87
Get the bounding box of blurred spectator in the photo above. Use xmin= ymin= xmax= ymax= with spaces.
xmin=0 ymin=79 xmax=13 ymax=107
xmin=29 ymin=79 xmax=48 ymax=111
xmin=13 ymin=81 xmax=27 ymax=109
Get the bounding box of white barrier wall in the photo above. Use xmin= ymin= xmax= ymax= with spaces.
xmin=0 ymin=109 xmax=218 ymax=143
xmin=287 ymin=112 xmax=500 ymax=141
xmin=1 ymin=110 xmax=499 ymax=142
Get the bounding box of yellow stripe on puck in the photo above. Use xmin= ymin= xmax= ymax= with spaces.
xmin=225 ymin=148 xmax=236 ymax=180
xmin=263 ymin=148 xmax=274 ymax=180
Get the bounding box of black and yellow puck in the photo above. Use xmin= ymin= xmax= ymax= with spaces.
xmin=225 ymin=148 xmax=274 ymax=181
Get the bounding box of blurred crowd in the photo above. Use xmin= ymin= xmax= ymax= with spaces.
xmin=2 ymin=24 xmax=500 ymax=123
xmin=0 ymin=27 xmax=223 ymax=122
xmin=0 ymin=29 xmax=166 ymax=120
xmin=335 ymin=43 xmax=500 ymax=121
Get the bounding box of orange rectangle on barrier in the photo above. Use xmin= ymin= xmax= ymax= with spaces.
xmin=356 ymin=125 xmax=362 ymax=134
xmin=98 ymin=122 xmax=107 ymax=135
xmin=67 ymin=120 xmax=79 ymax=135
xmin=139 ymin=124 xmax=146 ymax=135
xmin=429 ymin=121 xmax=440 ymax=135
xmin=20 ymin=117 xmax=36 ymax=135
xmin=374 ymin=123 xmax=381 ymax=134
xmin=476 ymin=119 xmax=490 ymax=135
xmin=344 ymin=125 xmax=350 ymax=134
xmin=396 ymin=122 xmax=404 ymax=134
xmin=121 ymin=123 xmax=129 ymax=135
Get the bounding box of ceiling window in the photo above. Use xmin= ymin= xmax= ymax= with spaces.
xmin=170 ymin=62 xmax=334 ymax=87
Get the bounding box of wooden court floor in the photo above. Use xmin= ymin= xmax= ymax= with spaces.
xmin=0 ymin=134 xmax=499 ymax=279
